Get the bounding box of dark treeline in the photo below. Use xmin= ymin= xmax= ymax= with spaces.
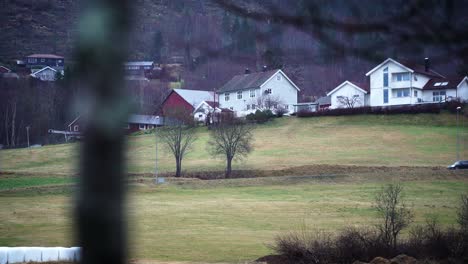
xmin=2 ymin=0 xmax=467 ymax=98
xmin=0 ymin=77 xmax=71 ymax=148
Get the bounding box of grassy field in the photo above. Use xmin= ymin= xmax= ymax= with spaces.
xmin=0 ymin=172 xmax=467 ymax=263
xmin=1 ymin=113 xmax=468 ymax=175
xmin=1 ymin=113 xmax=468 ymax=263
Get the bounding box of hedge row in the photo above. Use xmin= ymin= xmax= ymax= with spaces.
xmin=296 ymin=104 xmax=443 ymax=117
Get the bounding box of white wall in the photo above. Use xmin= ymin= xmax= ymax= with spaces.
xmin=219 ymin=71 xmax=298 ymax=116
xmin=329 ymin=83 xmax=367 ymax=109
xmin=369 ymin=60 xmax=431 ymax=107
xmin=458 ymin=80 xmax=468 ymax=102
xmin=422 ymin=89 xmax=457 ymax=102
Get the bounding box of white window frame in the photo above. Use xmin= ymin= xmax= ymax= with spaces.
xmin=237 ymin=91 xmax=242 ymax=100
xmin=433 ymin=91 xmax=446 ymax=102
xmin=276 ymin=75 xmax=281 ymax=81
xmin=252 ymin=104 xmax=256 ymax=110
xmin=246 ymin=104 xmax=250 ymax=110
xmin=139 ymin=124 xmax=146 ymax=130
xmin=250 ymin=89 xmax=255 ymax=97
xmin=265 ymin=89 xmax=272 ymax=94
xmin=395 ymin=88 xmax=410 ymax=98
xmin=225 ymin=93 xmax=230 ymax=101
xmin=74 ymin=125 xmax=79 ymax=132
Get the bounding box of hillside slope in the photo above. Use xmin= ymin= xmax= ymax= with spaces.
xmin=1 ymin=114 xmax=467 ymax=175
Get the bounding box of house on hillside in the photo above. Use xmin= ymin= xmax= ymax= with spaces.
xmin=0 ymin=65 xmax=11 ymax=74
xmin=217 ymin=68 xmax=300 ymax=116
xmin=30 ymin=66 xmax=59 ymax=81
xmin=127 ymin=114 xmax=163 ymax=132
xmin=124 ymin=61 xmax=155 ymax=80
xmin=25 ymin=54 xmax=64 ymax=71
xmin=68 ymin=114 xmax=163 ymax=134
xmin=193 ymin=100 xmax=233 ymax=123
xmin=161 ymin=89 xmax=216 ymax=116
xmin=366 ymin=58 xmax=468 ymax=106
xmin=326 ymin=58 xmax=468 ymax=108
xmin=327 ymin=81 xmax=370 ymax=109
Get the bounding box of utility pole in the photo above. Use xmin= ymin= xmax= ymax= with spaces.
xmin=155 ymin=116 xmax=159 ymax=183
xmin=26 ymin=126 xmax=30 ymax=148
xmin=456 ymin=106 xmax=462 ymax=161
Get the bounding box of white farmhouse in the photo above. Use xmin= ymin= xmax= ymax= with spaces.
xmin=327 ymin=81 xmax=369 ymax=109
xmin=217 ymin=69 xmax=300 ymax=116
xmin=326 ymin=58 xmax=468 ymax=108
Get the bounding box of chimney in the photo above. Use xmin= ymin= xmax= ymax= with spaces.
xmin=244 ymin=68 xmax=250 ymax=74
xmin=424 ymin=58 xmax=430 ymax=72
xmin=262 ymin=65 xmax=267 ymax=72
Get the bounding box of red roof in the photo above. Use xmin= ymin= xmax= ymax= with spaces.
xmin=27 ymin=54 xmax=64 ymax=59
xmin=422 ymin=76 xmax=466 ymax=90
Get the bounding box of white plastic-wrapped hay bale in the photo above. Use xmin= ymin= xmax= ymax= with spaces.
xmin=41 ymin=247 xmax=59 ymax=262
xmin=71 ymin=247 xmax=81 ymax=262
xmin=7 ymin=247 xmax=26 ymax=263
xmin=0 ymin=247 xmax=8 ymax=264
xmin=58 ymin=247 xmax=76 ymax=261
xmin=24 ymin=247 xmax=42 ymax=262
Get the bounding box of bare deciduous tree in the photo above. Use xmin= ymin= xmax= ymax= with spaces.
xmin=159 ymin=107 xmax=198 ymax=177
xmin=375 ymin=183 xmax=414 ymax=249
xmin=254 ymin=94 xmax=283 ymax=112
xmin=337 ymin=95 xmax=361 ymax=108
xmin=208 ymin=117 xmax=253 ymax=178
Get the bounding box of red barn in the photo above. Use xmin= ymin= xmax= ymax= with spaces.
xmin=161 ymin=89 xmax=216 ymax=115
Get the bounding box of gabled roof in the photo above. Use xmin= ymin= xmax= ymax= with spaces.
xmin=0 ymin=65 xmax=11 ymax=73
xmin=217 ymin=69 xmax=300 ymax=93
xmin=422 ymin=76 xmax=468 ymax=90
xmin=193 ymin=101 xmax=220 ymax=113
xmin=173 ymin=89 xmax=215 ymax=107
xmin=128 ymin=114 xmax=162 ymax=125
xmin=30 ymin=66 xmax=57 ymax=77
xmin=27 ymin=54 xmax=64 ymax=59
xmin=124 ymin=61 xmax=154 ymax=66
xmin=365 ymin=58 xmax=445 ymax=78
xmin=326 ymin=81 xmax=369 ymax=96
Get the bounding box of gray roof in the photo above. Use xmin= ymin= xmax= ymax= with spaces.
xmin=174 ymin=89 xmax=215 ymax=107
xmin=128 ymin=114 xmax=163 ymax=125
xmin=217 ymin=70 xmax=280 ymax=93
xmin=316 ymin=96 xmax=331 ymax=105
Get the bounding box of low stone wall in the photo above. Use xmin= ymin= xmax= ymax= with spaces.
xmin=0 ymin=247 xmax=80 ymax=264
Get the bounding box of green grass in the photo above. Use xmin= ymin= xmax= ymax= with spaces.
xmin=1 ymin=113 xmax=467 ymax=175
xmin=0 ymin=176 xmax=75 ymax=191
xmin=1 ymin=113 xmax=467 ymax=263
xmin=0 ymin=174 xmax=467 ymax=263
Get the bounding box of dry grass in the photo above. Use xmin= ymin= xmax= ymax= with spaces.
xmin=2 ymin=114 xmax=467 ymax=175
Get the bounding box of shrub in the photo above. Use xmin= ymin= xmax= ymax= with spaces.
xmin=296 ymin=104 xmax=441 ymax=118
xmin=275 ymin=106 xmax=288 ymax=117
xmin=444 ymin=99 xmax=465 ymax=114
xmin=458 ymin=194 xmax=468 ymax=232
xmin=246 ymin=110 xmax=275 ymax=123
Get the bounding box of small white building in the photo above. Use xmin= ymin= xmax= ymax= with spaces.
xmin=217 ymin=69 xmax=300 ymax=116
xmin=192 ymin=100 xmax=233 ymax=123
xmin=30 ymin=66 xmax=59 ymax=81
xmin=327 ymin=81 xmax=369 ymax=109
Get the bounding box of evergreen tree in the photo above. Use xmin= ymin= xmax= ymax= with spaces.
xmin=153 ymin=30 xmax=164 ymax=62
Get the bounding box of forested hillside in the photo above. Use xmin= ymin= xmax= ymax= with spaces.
xmin=2 ymin=0 xmax=466 ymax=98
